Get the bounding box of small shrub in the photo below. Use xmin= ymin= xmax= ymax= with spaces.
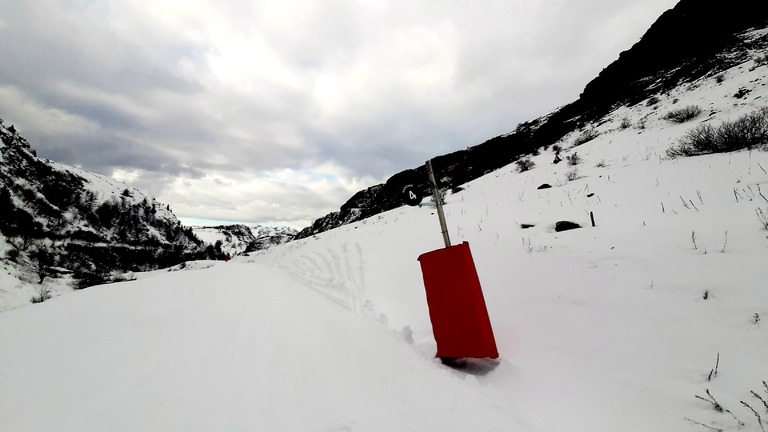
xmin=552 ymin=144 xmax=562 ymax=153
xmin=111 ymin=272 xmax=136 ymax=283
xmin=666 ymin=124 xmax=717 ymax=157
xmin=5 ymin=248 xmax=21 ymax=262
xmin=666 ymin=107 xmax=768 ymax=157
xmin=516 ymin=157 xmax=536 ymax=173
xmin=74 ymin=270 xmax=110 ymax=290
xmin=429 ymin=188 xmax=447 ymax=206
xmin=646 ymin=96 xmax=660 ymax=107
xmin=662 ymin=105 xmax=702 ymax=123
xmin=564 ymin=168 xmax=580 ymax=182
xmin=620 ymin=117 xmax=632 ymax=130
xmin=30 ymin=285 xmax=52 ymax=304
xmin=568 ymin=152 xmax=582 ymax=166
xmin=751 ymin=54 xmax=768 ymax=70
xmin=573 ymin=129 xmax=599 ymax=147
xmin=758 ymin=208 xmax=768 ymax=231
xmin=715 ymin=74 xmax=725 ymax=84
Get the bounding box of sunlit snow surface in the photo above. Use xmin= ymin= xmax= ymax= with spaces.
xmin=2 ymin=60 xmax=768 ymax=431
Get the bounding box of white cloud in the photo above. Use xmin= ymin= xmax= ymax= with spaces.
xmin=136 ymin=161 xmax=379 ymax=229
xmin=0 ymin=0 xmax=681 ymax=227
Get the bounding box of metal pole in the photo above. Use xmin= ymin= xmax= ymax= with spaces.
xmin=426 ymin=159 xmax=451 ymax=248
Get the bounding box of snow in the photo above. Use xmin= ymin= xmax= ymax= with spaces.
xmin=191 ymin=226 xmax=233 ymax=250
xmin=1 ymin=54 xmax=768 ymax=431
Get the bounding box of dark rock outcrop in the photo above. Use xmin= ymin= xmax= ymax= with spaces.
xmin=555 ymin=221 xmax=581 ymax=232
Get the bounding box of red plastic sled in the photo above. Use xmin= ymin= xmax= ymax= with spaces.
xmin=418 ymin=242 xmax=498 ymax=359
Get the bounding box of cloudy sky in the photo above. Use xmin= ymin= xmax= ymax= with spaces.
xmin=0 ymin=0 xmax=678 ymax=229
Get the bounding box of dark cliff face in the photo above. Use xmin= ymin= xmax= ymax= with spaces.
xmin=580 ymin=0 xmax=768 ymax=107
xmin=297 ymin=0 xmax=768 ymax=239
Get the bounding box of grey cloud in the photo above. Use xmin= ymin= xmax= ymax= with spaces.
xmin=0 ymin=0 xmax=681 ymax=226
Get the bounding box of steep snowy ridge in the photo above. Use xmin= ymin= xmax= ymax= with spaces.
xmin=1 ymin=35 xmax=766 ymax=431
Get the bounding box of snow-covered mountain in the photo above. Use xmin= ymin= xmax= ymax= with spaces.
xmin=191 ymin=224 xmax=297 ymax=258
xmin=0 ymin=125 xmax=209 ymax=307
xmin=247 ymin=224 xmax=298 ymax=252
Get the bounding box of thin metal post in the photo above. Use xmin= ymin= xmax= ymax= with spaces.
xmin=426 ymin=159 xmax=451 ymax=248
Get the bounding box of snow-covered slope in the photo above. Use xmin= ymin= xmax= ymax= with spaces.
xmin=1 ymin=54 xmax=767 ymax=431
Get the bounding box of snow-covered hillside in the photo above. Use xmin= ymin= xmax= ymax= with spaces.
xmin=1 ymin=38 xmax=768 ymax=432
xmin=0 ymin=127 xmax=206 ymax=311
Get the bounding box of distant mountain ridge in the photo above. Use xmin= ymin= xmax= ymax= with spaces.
xmin=296 ymin=0 xmax=768 ymax=239
xmin=192 ymin=224 xmax=297 ymax=257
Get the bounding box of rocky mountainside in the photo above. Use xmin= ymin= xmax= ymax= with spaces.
xmin=247 ymin=225 xmax=297 ymax=252
xmin=192 ymin=224 xmax=297 ymax=257
xmin=296 ymin=0 xmax=768 ymax=239
xmin=0 ymin=122 xmax=207 ymax=287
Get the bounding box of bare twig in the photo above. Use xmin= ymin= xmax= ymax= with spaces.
xmin=714 ymin=353 xmax=720 ymax=378
xmin=706 ymin=354 xmax=719 ymax=380
xmin=751 ymin=390 xmax=768 ymax=413
xmin=721 ymin=231 xmax=728 ymax=253
xmin=697 ymin=388 xmax=743 ymax=427
xmin=696 ymin=394 xmax=720 ymax=410
xmin=741 ymin=401 xmax=765 ymax=432
xmin=685 ymin=417 xmax=722 ymax=431
xmin=759 ymin=185 xmax=768 ymax=204
xmin=690 ymin=200 xmax=700 ymax=212
xmin=696 ymin=390 xmax=723 ymax=411
xmin=724 ymin=408 xmax=745 ymax=427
